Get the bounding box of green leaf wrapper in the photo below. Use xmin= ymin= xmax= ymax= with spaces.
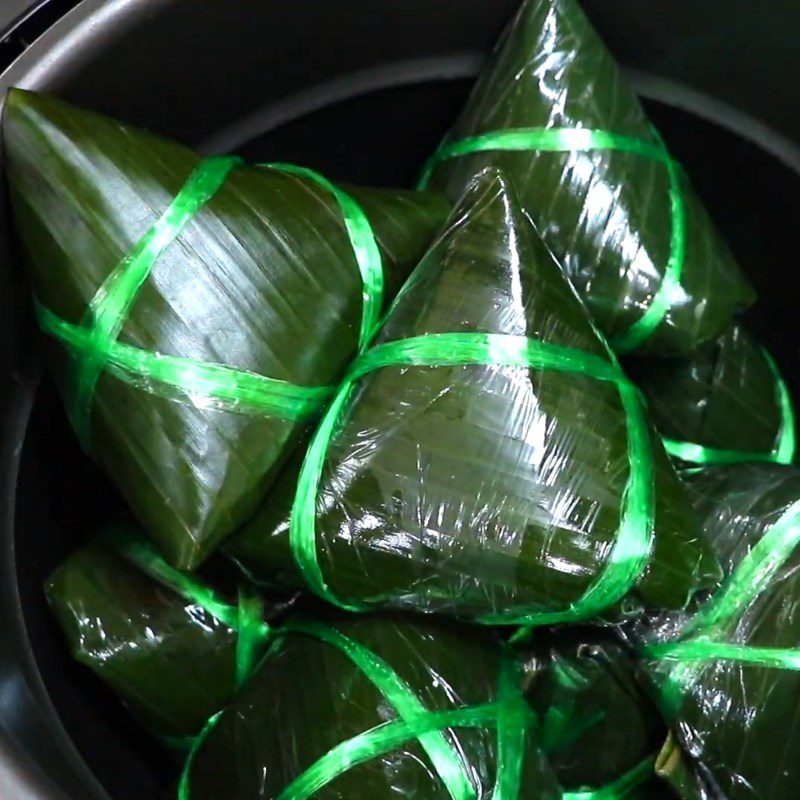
xmin=641 ymin=463 xmax=800 ymax=800
xmin=45 ymin=529 xmax=293 ymax=739
xmin=181 ymin=613 xmax=561 ymax=800
xmin=626 ymin=324 xmax=796 ymax=466
xmin=3 ymin=88 xmax=450 ymax=569
xmin=523 ymin=627 xmax=664 ymax=792
xmin=422 ymin=0 xmax=754 ymax=356
xmin=227 ymin=168 xmax=719 ymax=624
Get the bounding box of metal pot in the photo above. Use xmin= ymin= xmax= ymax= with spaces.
xmin=1 ymin=1 xmax=798 ymax=798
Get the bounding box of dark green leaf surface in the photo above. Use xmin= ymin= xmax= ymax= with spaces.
xmin=522 ymin=627 xmax=664 ymax=790
xmin=45 ymin=532 xmax=294 ymax=738
xmin=644 ymin=463 xmax=800 ymax=800
xmin=228 ymin=169 xmax=719 ymax=621
xmin=627 ymin=324 xmax=788 ymax=456
xmin=186 ymin=612 xmax=561 ymax=800
xmin=427 ymin=0 xmax=754 ymax=355
xmin=3 ymin=88 xmax=450 ymax=569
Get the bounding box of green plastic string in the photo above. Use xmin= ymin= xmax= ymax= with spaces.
xmin=277 ymin=705 xmax=501 ymax=800
xmin=264 ymin=163 xmax=384 ymax=350
xmin=418 ymin=126 xmax=686 ymax=352
xmin=290 ymin=332 xmax=655 ymax=627
xmin=178 ymin=623 xmax=534 ymax=800
xmin=561 ymin=756 xmax=656 ymax=800
xmin=279 ymin=619 xmax=477 ymax=800
xmin=38 ymin=304 xmax=334 ymax=422
xmin=178 ymin=710 xmax=222 ymax=800
xmin=643 ymin=641 xmax=800 ymax=671
xmin=642 ymin=497 xmax=800 ymax=709
xmin=178 ymin=706 xmax=496 ymax=800
xmin=662 ymin=438 xmax=789 ymax=466
xmin=492 ymin=651 xmax=530 ymax=800
xmin=680 ymin=496 xmax=800 ymax=638
xmin=764 ymin=348 xmax=797 ymax=464
xmin=661 ymin=347 xmax=796 ymax=466
xmin=111 ymin=528 xmax=270 ymax=688
xmin=40 ymin=160 xmax=384 ymax=434
xmin=68 ymin=156 xmax=241 ymax=443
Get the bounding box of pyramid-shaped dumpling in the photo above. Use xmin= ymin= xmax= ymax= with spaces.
xmin=628 ymin=323 xmax=795 ymax=466
xmin=423 ymin=0 xmax=754 ymax=356
xmin=228 ymin=168 xmax=719 ymax=623
xmin=183 ymin=612 xmax=561 ymax=800
xmin=3 ymin=89 xmax=449 ymax=568
xmin=46 ymin=528 xmax=292 ymax=738
xmin=643 ymin=463 xmax=800 ymax=800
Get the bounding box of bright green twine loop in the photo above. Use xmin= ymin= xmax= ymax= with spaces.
xmin=111 ymin=528 xmax=271 ymax=688
xmin=642 ymin=497 xmax=800 ymax=713
xmin=508 ymin=380 xmax=654 ymax=632
xmin=764 ymin=349 xmax=797 ymax=463
xmin=276 ymin=705 xmax=499 ymax=800
xmin=40 ymin=159 xmax=383 ymax=438
xmin=279 ymin=619 xmax=477 ymax=800
xmin=418 ymin=126 xmax=686 ymax=352
xmin=493 ymin=651 xmax=531 ymax=800
xmin=290 ymin=332 xmax=655 ymax=628
xmin=68 ymin=155 xmax=241 ymax=444
xmin=660 ymin=346 xmax=796 ymax=466
xmin=610 ymin=131 xmax=686 ymax=354
xmin=643 ymin=641 xmax=800 ymax=671
xmin=561 ymin=756 xmax=656 ymax=800
xmin=178 ymin=710 xmax=222 ymax=800
xmin=37 ymin=303 xmax=335 ymax=422
xmin=264 ymin=163 xmax=384 ymax=350
xmin=178 ymin=621 xmax=534 ymax=800
xmin=680 ymin=496 xmax=800 ymax=638
xmin=662 ymin=438 xmax=789 ymax=466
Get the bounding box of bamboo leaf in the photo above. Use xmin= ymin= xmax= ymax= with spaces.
xmin=45 ymin=528 xmax=294 ymax=738
xmin=426 ymin=0 xmax=754 ymax=356
xmin=643 ymin=463 xmax=800 ymax=800
xmin=3 ymin=89 xmax=450 ymax=568
xmin=184 ymin=613 xmax=561 ymax=800
xmin=228 ymin=169 xmax=719 ymax=621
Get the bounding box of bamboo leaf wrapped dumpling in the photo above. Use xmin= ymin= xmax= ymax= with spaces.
xmin=228 ymin=168 xmax=719 ymax=624
xmin=641 ymin=463 xmax=800 ymax=800
xmin=45 ymin=528 xmax=293 ymax=740
xmin=421 ymin=0 xmax=754 ymax=356
xmin=626 ymin=324 xmax=796 ymax=467
xmin=3 ymin=88 xmax=450 ymax=569
xmin=181 ymin=613 xmax=561 ymax=800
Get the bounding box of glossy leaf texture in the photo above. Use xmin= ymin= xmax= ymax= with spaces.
xmin=183 ymin=612 xmax=561 ymax=800
xmin=3 ymin=88 xmax=450 ymax=569
xmin=227 ymin=169 xmax=719 ymax=622
xmin=45 ymin=530 xmax=295 ymax=739
xmin=642 ymin=463 xmax=800 ymax=800
xmin=522 ymin=627 xmax=665 ymax=791
xmin=626 ymin=323 xmax=792 ymax=458
xmin=426 ymin=0 xmax=754 ymax=355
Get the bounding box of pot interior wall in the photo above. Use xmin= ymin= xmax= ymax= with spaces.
xmin=3 ymin=2 xmax=800 ymax=800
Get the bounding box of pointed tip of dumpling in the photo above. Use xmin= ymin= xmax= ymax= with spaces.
xmin=448 ymin=166 xmax=532 ymax=242
xmin=457 ymin=166 xmax=517 ymax=205
xmin=3 ymin=87 xmax=73 ymax=161
xmin=5 ymin=86 xmax=36 ymax=107
xmin=3 ymin=87 xmax=55 ymax=127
